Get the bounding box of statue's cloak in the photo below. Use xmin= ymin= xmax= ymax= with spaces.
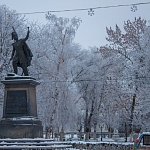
xmin=23 ymin=42 xmax=33 ymax=66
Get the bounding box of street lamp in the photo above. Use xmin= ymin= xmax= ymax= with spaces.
xmin=99 ymin=124 xmax=103 ymax=141
xmin=101 ymin=125 xmax=103 ymax=141
xmin=79 ymin=124 xmax=82 ymax=140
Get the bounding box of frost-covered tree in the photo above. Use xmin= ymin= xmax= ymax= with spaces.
xmin=71 ymin=48 xmax=109 ymax=139
xmin=99 ymin=17 xmax=150 ymax=134
xmin=28 ymin=14 xmax=82 ymax=135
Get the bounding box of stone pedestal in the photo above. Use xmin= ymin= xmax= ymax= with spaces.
xmin=0 ymin=75 xmax=43 ymax=138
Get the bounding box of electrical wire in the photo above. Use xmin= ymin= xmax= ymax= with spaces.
xmin=16 ymin=1 xmax=150 ymax=15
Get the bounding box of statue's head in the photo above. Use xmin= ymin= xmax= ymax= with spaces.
xmin=12 ymin=27 xmax=18 ymax=41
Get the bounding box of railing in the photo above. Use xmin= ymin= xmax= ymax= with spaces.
xmin=58 ymin=132 xmax=126 ymax=141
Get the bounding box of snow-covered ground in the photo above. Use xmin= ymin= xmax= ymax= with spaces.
xmin=0 ymin=138 xmax=134 ymax=150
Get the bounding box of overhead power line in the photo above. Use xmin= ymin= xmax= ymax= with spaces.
xmin=16 ymin=1 xmax=150 ymax=15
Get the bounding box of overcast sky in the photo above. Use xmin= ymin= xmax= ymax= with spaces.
xmin=0 ymin=0 xmax=150 ymax=49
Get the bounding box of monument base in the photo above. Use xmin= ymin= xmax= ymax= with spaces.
xmin=0 ymin=117 xmax=43 ymax=138
xmin=0 ymin=75 xmax=43 ymax=138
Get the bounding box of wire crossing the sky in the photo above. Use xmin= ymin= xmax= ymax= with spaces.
xmin=16 ymin=1 xmax=150 ymax=15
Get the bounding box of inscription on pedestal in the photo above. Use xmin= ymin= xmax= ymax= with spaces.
xmin=5 ymin=90 xmax=27 ymax=114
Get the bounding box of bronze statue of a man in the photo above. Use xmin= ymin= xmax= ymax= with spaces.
xmin=10 ymin=27 xmax=33 ymax=76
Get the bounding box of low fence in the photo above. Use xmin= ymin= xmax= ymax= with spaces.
xmin=73 ymin=142 xmax=134 ymax=150
xmin=72 ymin=142 xmax=150 ymax=150
xmin=54 ymin=131 xmax=126 ymax=142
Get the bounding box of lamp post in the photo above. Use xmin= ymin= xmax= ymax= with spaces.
xmin=93 ymin=122 xmax=97 ymax=140
xmin=125 ymin=122 xmax=127 ymax=142
xmin=79 ymin=124 xmax=82 ymax=140
xmin=101 ymin=126 xmax=103 ymax=141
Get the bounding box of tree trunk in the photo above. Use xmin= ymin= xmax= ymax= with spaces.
xmin=93 ymin=124 xmax=97 ymax=140
xmin=129 ymin=94 xmax=136 ymax=134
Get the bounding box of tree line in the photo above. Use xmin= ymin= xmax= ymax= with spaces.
xmin=0 ymin=5 xmax=150 ymax=138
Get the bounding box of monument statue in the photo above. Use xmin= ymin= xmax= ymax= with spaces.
xmin=10 ymin=27 xmax=33 ymax=76
xmin=0 ymin=28 xmax=43 ymax=138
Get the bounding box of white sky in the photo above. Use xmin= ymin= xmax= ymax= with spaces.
xmin=0 ymin=0 xmax=150 ymax=49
